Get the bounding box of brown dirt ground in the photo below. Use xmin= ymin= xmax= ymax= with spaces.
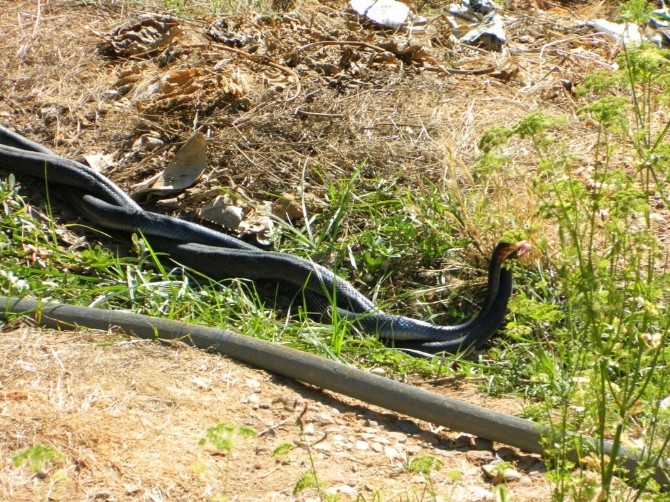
xmin=1 ymin=325 xmax=550 ymax=501
xmin=0 ymin=0 xmax=638 ymax=500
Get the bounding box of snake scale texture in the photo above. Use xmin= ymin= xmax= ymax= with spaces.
xmin=0 ymin=125 xmax=528 ymax=354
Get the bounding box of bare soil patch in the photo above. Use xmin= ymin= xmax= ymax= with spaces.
xmin=1 ymin=326 xmax=550 ymax=501
xmin=0 ymin=0 xmax=632 ymax=499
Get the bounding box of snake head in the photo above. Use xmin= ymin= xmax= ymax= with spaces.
xmin=497 ymin=241 xmax=531 ymax=263
xmin=512 ymin=240 xmax=531 ymax=258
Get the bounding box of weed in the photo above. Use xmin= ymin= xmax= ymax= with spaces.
xmin=11 ymin=444 xmax=70 ymax=501
xmin=618 ymin=0 xmax=654 ymax=24
xmin=272 ymin=442 xmax=294 ymax=456
xmin=12 ymin=444 xmax=65 ymax=475
xmin=163 ymin=0 xmax=185 ymax=14
xmin=200 ymin=422 xmax=257 ymax=452
xmin=404 ymin=454 xmax=442 ymax=500
xmin=477 ymin=41 xmax=670 ymax=499
xmin=293 ymin=470 xmax=318 ymax=495
xmin=199 ymin=422 xmax=257 ymax=497
xmin=406 ymin=454 xmax=443 ymax=475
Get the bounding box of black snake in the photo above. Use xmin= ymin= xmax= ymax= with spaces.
xmin=0 ymin=125 xmax=528 ymax=354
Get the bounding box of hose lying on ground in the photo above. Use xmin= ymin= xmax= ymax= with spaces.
xmin=1 ymin=296 xmax=667 ymax=488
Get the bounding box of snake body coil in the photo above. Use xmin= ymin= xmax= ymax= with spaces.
xmin=0 ymin=125 xmax=527 ymax=354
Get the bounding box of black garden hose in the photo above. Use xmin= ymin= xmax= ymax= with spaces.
xmin=1 ymin=296 xmax=668 ymax=488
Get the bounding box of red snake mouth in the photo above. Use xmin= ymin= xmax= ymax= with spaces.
xmin=501 ymin=240 xmax=531 ymax=262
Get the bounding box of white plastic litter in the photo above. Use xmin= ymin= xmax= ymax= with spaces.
xmin=587 ymin=19 xmax=644 ymax=47
xmin=350 ymin=0 xmax=411 ymax=29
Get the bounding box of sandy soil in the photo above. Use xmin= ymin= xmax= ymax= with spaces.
xmin=1 ymin=326 xmax=550 ymax=501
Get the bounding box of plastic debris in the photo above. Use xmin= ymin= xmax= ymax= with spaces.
xmin=459 ymin=11 xmax=506 ymax=50
xmin=447 ymin=0 xmax=506 ymax=51
xmin=350 ymin=0 xmax=411 ymax=29
xmin=586 ymin=2 xmax=670 ymax=49
xmin=586 ymin=19 xmax=644 ymax=47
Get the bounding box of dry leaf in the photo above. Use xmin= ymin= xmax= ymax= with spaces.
xmin=272 ymin=194 xmax=304 ymax=221
xmin=100 ymin=15 xmax=182 ymax=57
xmin=199 ymin=193 xmax=277 ymax=245
xmin=199 ymin=195 xmax=245 ymax=230
xmin=84 ymin=152 xmax=116 ymax=172
xmin=131 ymin=132 xmax=207 ymax=202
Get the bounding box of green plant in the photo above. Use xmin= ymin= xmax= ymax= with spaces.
xmin=407 ymin=454 xmax=443 ymax=475
xmin=478 ymin=43 xmax=670 ymax=499
xmin=404 ymin=454 xmax=443 ymax=500
xmin=12 ymin=444 xmax=65 ymax=474
xmin=199 ymin=422 xmax=257 ymax=497
xmin=293 ymin=470 xmax=318 ymax=495
xmin=164 ymin=0 xmax=185 ymax=14
xmin=200 ymin=422 xmax=257 ymax=452
xmin=11 ymin=444 xmax=70 ymax=500
xmin=272 ymin=442 xmax=293 ymax=456
xmin=618 ymin=0 xmax=653 ymax=24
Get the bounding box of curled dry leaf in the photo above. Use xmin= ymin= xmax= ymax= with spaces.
xmin=99 ymin=14 xmax=182 ymax=58
xmin=129 ymin=68 xmax=205 ymax=107
xmin=239 ymin=210 xmax=275 ymax=246
xmin=131 ymin=132 xmax=207 ymax=202
xmin=124 ymin=66 xmax=248 ymax=112
xmin=272 ymin=194 xmax=304 ymax=221
xmin=131 ymin=132 xmax=164 ymax=152
xmin=207 ymin=18 xmax=261 ymax=48
xmin=199 ymin=194 xmax=245 ymax=231
xmin=377 ymin=39 xmax=430 ymax=64
xmin=84 ymin=152 xmax=116 ymax=173
xmin=199 ymin=193 xmax=276 ymax=245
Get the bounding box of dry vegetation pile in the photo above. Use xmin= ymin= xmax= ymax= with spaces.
xmin=0 ymin=0 xmax=622 ymax=255
xmin=0 ymin=0 xmax=645 ymax=499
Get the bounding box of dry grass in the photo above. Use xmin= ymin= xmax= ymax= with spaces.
xmin=0 ymin=0 xmax=618 ymax=236
xmin=0 ymin=0 xmax=651 ymax=499
xmin=0 ymin=0 xmax=632 ymax=272
xmin=1 ymin=325 xmax=551 ymax=501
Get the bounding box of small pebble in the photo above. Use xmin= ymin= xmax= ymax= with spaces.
xmin=466 ymin=450 xmax=496 ymax=465
xmin=369 ymin=367 xmax=386 ymax=377
xmin=326 ymin=485 xmax=358 ymax=496
xmin=314 ymin=412 xmax=335 ymax=424
xmin=482 ymin=463 xmax=523 ymax=484
xmin=244 ymin=393 xmax=260 ymax=404
xmin=467 ymin=486 xmax=495 ymax=500
xmin=245 ymin=378 xmax=261 ymax=389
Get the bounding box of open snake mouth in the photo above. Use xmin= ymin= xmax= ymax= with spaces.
xmin=501 ymin=240 xmax=531 ymax=263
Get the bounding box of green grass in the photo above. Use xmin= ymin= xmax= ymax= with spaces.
xmin=474 ymin=42 xmax=670 ymax=499
xmin=11 ymin=444 xmax=70 ymax=499
xmin=12 ymin=444 xmax=66 ymax=474
xmin=4 ymin=5 xmax=670 ymax=500
xmin=0 ymin=170 xmax=471 ymax=380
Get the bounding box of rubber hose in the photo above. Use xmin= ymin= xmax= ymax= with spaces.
xmin=0 ymin=296 xmax=667 ymax=487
